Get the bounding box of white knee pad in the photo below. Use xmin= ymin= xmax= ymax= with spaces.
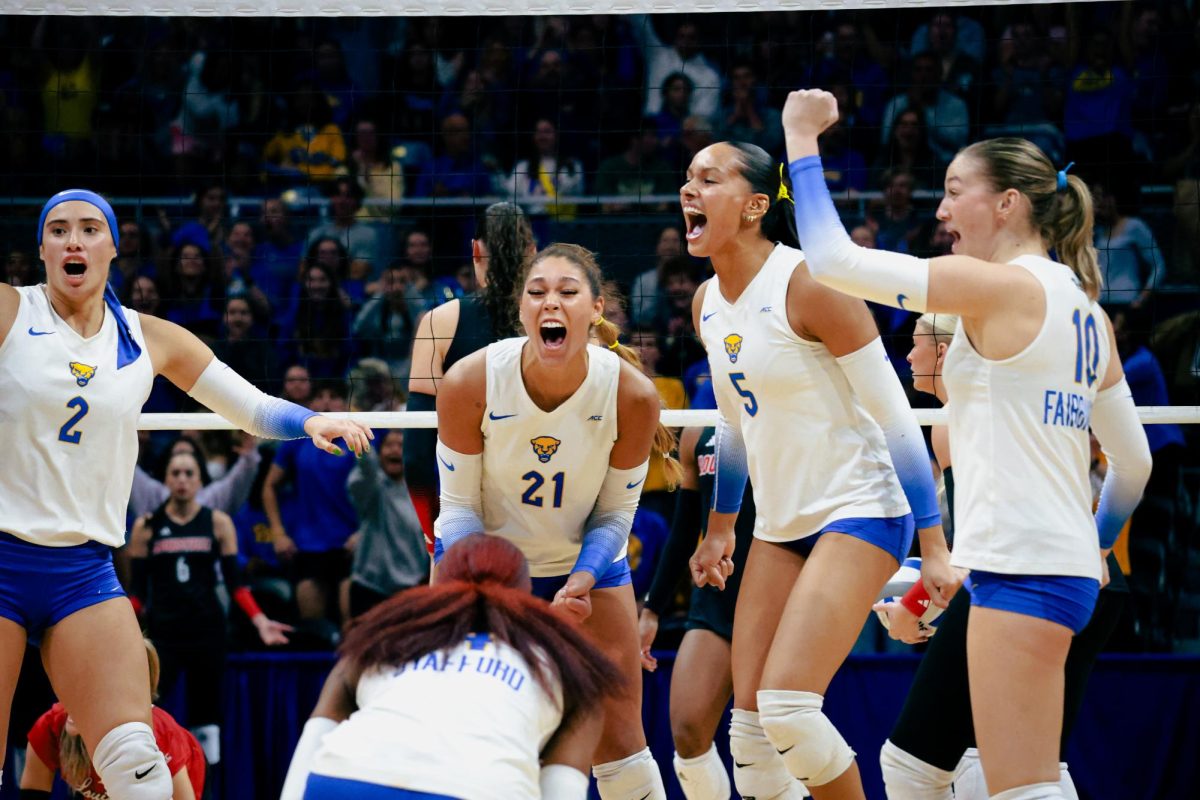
xmin=190 ymin=724 xmax=221 ymax=764
xmin=593 ymin=747 xmax=667 ymax=800
xmin=757 ymin=690 xmax=854 ymax=788
xmin=990 ymin=783 xmax=1064 ymax=800
xmin=879 ymin=739 xmax=955 ymax=800
xmin=729 ymin=709 xmax=809 ymax=800
xmin=673 ymin=743 xmax=731 ymax=800
xmin=93 ymin=721 xmax=173 ymax=800
xmin=955 ymin=750 xmax=1077 ymax=800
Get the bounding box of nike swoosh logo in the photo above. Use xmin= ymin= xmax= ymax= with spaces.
xmin=778 ymin=745 xmax=794 ymax=754
xmin=28 ymin=327 xmax=55 ymax=336
xmin=702 ymin=311 xmax=717 ymax=321
xmin=134 ymin=763 xmax=158 ymax=780
xmin=896 ymin=293 xmax=909 ymax=309
xmin=734 ymin=760 xmax=754 ymax=768
xmin=626 ymin=478 xmax=646 ymax=490
xmin=438 ymin=455 xmax=455 ymax=472
xmin=488 ymin=412 xmax=517 ymax=421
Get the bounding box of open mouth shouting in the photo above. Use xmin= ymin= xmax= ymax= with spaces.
xmin=540 ymin=319 xmax=567 ymax=350
xmin=683 ymin=205 xmax=707 ymax=242
xmin=62 ymin=256 xmax=88 ymax=284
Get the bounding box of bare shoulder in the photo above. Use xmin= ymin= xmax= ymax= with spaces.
xmin=616 ymin=357 xmax=660 ymax=409
xmin=139 ymin=312 xmax=215 ymax=388
xmin=427 ymin=298 xmax=462 ymax=339
xmin=437 ymin=348 xmax=488 ymax=419
xmin=212 ymin=508 xmax=235 ymax=530
xmin=440 ymin=347 xmax=487 ymax=394
xmin=0 ymin=283 xmax=20 ymax=347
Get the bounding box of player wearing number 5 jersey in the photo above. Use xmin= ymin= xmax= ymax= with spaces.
xmin=0 ymin=190 xmax=371 ymax=800
xmin=783 ymin=88 xmax=1152 ymax=800
xmin=435 ymin=243 xmax=680 ymax=800
xmin=684 ymin=141 xmax=950 ymax=800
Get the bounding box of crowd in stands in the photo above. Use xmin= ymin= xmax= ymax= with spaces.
xmin=1 ymin=5 xmax=1198 ymax=660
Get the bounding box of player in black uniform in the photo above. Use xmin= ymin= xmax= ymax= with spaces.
xmin=639 ymin=386 xmax=808 ymax=799
xmin=403 ymin=202 xmax=535 ymax=551
xmin=128 ymin=450 xmax=291 ymax=775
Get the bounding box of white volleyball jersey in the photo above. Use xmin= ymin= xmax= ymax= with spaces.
xmin=0 ymin=286 xmax=153 ymax=548
xmin=699 ymin=244 xmax=909 ymax=541
xmin=475 ymin=336 xmax=622 ymax=576
xmin=312 ymin=635 xmax=562 ymax=799
xmin=944 ymin=255 xmax=1110 ymax=580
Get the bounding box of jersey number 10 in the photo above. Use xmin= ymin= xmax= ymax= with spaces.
xmin=1071 ymin=310 xmax=1100 ymax=387
xmin=522 ymin=471 xmax=565 ymax=508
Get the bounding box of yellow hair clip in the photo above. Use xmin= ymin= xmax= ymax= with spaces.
xmin=608 ymin=341 xmax=621 ymax=350
xmin=777 ymin=163 xmax=792 ymax=203
xmin=595 ymin=315 xmax=606 ymax=327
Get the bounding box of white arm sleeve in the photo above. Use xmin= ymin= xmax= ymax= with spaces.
xmin=187 ymin=358 xmax=316 ymax=440
xmin=434 ymin=438 xmax=485 ymax=551
xmin=279 ymin=717 xmax=337 ymax=800
xmin=1090 ymin=378 xmax=1153 ymax=549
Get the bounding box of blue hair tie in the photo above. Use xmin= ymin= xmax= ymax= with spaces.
xmin=1056 ymin=161 xmax=1075 ymax=192
xmin=37 ymin=189 xmax=142 ymax=369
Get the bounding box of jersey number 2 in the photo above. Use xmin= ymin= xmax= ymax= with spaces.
xmin=522 ymin=471 xmax=565 ymax=508
xmin=58 ymin=397 xmax=89 ymax=444
xmin=729 ymin=373 xmax=759 ymax=417
xmin=1072 ymin=310 xmax=1100 ymax=387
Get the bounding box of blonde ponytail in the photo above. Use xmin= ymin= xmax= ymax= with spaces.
xmin=1052 ymin=173 xmax=1102 ymax=301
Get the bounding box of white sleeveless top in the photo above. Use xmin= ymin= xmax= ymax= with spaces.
xmin=312 ymin=635 xmax=562 ymax=799
xmin=0 ymin=286 xmax=153 ymax=547
xmin=473 ymin=337 xmax=622 ymax=577
xmin=699 ymin=244 xmax=909 ymax=541
xmin=944 ymin=255 xmax=1110 ymax=580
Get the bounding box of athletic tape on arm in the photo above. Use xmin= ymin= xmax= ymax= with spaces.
xmin=573 ymin=460 xmax=649 ymax=579
xmin=1090 ymin=378 xmax=1153 ymax=549
xmin=790 ymin=155 xmax=930 ymax=312
xmin=435 ymin=438 xmax=485 ymax=550
xmin=187 ymin=358 xmax=316 ymax=439
xmin=837 ymin=339 xmax=941 ymax=527
xmin=712 ymin=415 xmax=749 ymax=514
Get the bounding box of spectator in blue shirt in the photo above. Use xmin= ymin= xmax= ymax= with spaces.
xmin=413 ymin=112 xmax=495 ymax=198
xmin=251 ymin=195 xmax=304 ymax=315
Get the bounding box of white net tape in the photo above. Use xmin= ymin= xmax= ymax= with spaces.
xmin=141 ymin=406 xmax=1200 ymax=431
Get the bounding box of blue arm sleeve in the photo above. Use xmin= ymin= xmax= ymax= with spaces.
xmin=712 ymin=416 xmax=749 ymax=515
xmin=572 ymin=462 xmax=648 ymax=580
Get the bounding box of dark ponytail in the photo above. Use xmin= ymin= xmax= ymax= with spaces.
xmin=726 ymin=141 xmax=799 ymax=249
xmin=478 ymin=202 xmax=534 ymax=339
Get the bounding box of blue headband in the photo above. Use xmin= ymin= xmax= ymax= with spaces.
xmin=1056 ymin=161 xmax=1075 ymax=192
xmin=36 ymin=189 xmax=141 ymax=369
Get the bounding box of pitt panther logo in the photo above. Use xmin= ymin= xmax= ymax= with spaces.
xmin=530 ymin=436 xmax=561 ymax=463
xmin=723 ymin=334 xmax=744 ymax=363
xmin=69 ymin=361 xmax=97 ymax=387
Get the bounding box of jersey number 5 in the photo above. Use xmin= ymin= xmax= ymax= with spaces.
xmin=522 ymin=471 xmax=565 ymax=508
xmin=1071 ymin=310 xmax=1100 ymax=387
xmin=729 ymin=373 xmax=759 ymax=417
xmin=58 ymin=397 xmax=89 ymax=444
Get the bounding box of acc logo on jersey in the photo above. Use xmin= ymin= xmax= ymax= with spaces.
xmin=723 ymin=334 xmax=744 ymax=363
xmin=68 ymin=361 xmax=97 ymax=387
xmin=530 ymin=436 xmax=561 ymax=463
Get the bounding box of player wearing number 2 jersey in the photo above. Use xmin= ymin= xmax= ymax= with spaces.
xmin=784 ymin=89 xmax=1151 ymax=800
xmin=685 ymin=141 xmax=949 ymax=800
xmin=435 ymin=243 xmax=679 ymax=800
xmin=0 ymin=189 xmax=370 ymax=800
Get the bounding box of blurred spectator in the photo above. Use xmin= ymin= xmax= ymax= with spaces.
xmin=128 ymin=433 xmax=263 ymax=521
xmin=1092 ymin=176 xmax=1166 ymax=307
xmin=347 ymin=357 xmax=403 ymax=413
xmin=868 ymin=168 xmax=924 ymax=253
xmin=880 ymin=52 xmax=970 ymax=167
xmin=109 ymin=220 xmax=157 ymax=295
xmin=5 ymin=250 xmax=37 ymax=287
xmin=924 ymin=12 xmax=982 ymax=102
xmin=678 ymin=115 xmax=715 ymax=170
xmin=991 ymin=22 xmax=1066 ymax=127
xmin=303 ymin=38 xmax=360 ymax=128
xmin=651 ymin=72 xmax=694 ymax=161
xmin=1150 ymin=309 xmax=1200 ymax=404
xmin=505 ymin=117 xmax=586 ymax=219
xmin=850 ymin=225 xmax=876 ymax=249
xmin=111 ymin=34 xmax=184 ymax=169
xmin=630 ymin=226 xmax=684 ymax=327
xmin=820 ymin=87 xmax=869 ymax=194
xmin=224 ymin=221 xmax=270 ymax=316
xmin=282 ymin=262 xmax=354 ymax=379
xmin=653 ymin=256 xmax=706 ymax=378
xmin=170 ymin=50 xmax=242 ymax=174
xmin=910 ymin=13 xmax=987 ymax=64
xmin=911 ymin=219 xmax=956 ymax=259
xmin=213 ymin=296 xmax=279 ymax=393
xmin=161 ymin=242 xmax=226 ymax=342
xmin=594 ymin=119 xmax=676 ymax=213
xmin=349 ymin=119 xmax=405 ymax=219
xmin=304 ymin=236 xmax=364 ymax=309
xmin=1120 ymin=4 xmax=1171 ymax=156
xmin=262 ymin=86 xmax=347 ymax=186
xmin=352 ymin=265 xmax=421 ymax=382
xmin=397 ymin=228 xmax=434 ymax=275
xmin=440 ymin=68 xmax=506 ymax=157
xmin=1164 ymin=103 xmax=1200 ymax=283
xmin=306 ymin=177 xmax=385 ymax=285
xmin=810 ymin=21 xmax=891 ymax=128
xmin=345 ymin=429 xmax=429 ymax=618
xmin=629 ymin=15 xmax=721 ymax=121
xmin=170 ymin=183 xmax=230 ymax=257
xmin=250 ymin=195 xmax=304 ymax=311
xmin=389 ymin=42 xmax=441 ymax=139
xmin=870 ymin=107 xmax=941 ymax=190
xmin=263 ymin=379 xmax=359 ymax=624
xmin=34 ymin=18 xmax=98 ymax=166
xmin=128 ymin=275 xmax=163 ymax=316
xmin=414 ymin=111 xmax=495 ymax=198
xmin=716 ymin=62 xmax=783 ymax=157
xmin=1064 ymin=29 xmax=1137 ymax=170
xmin=281 ymin=363 xmax=314 ymax=406
xmin=520 ymin=47 xmax=587 ymax=138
